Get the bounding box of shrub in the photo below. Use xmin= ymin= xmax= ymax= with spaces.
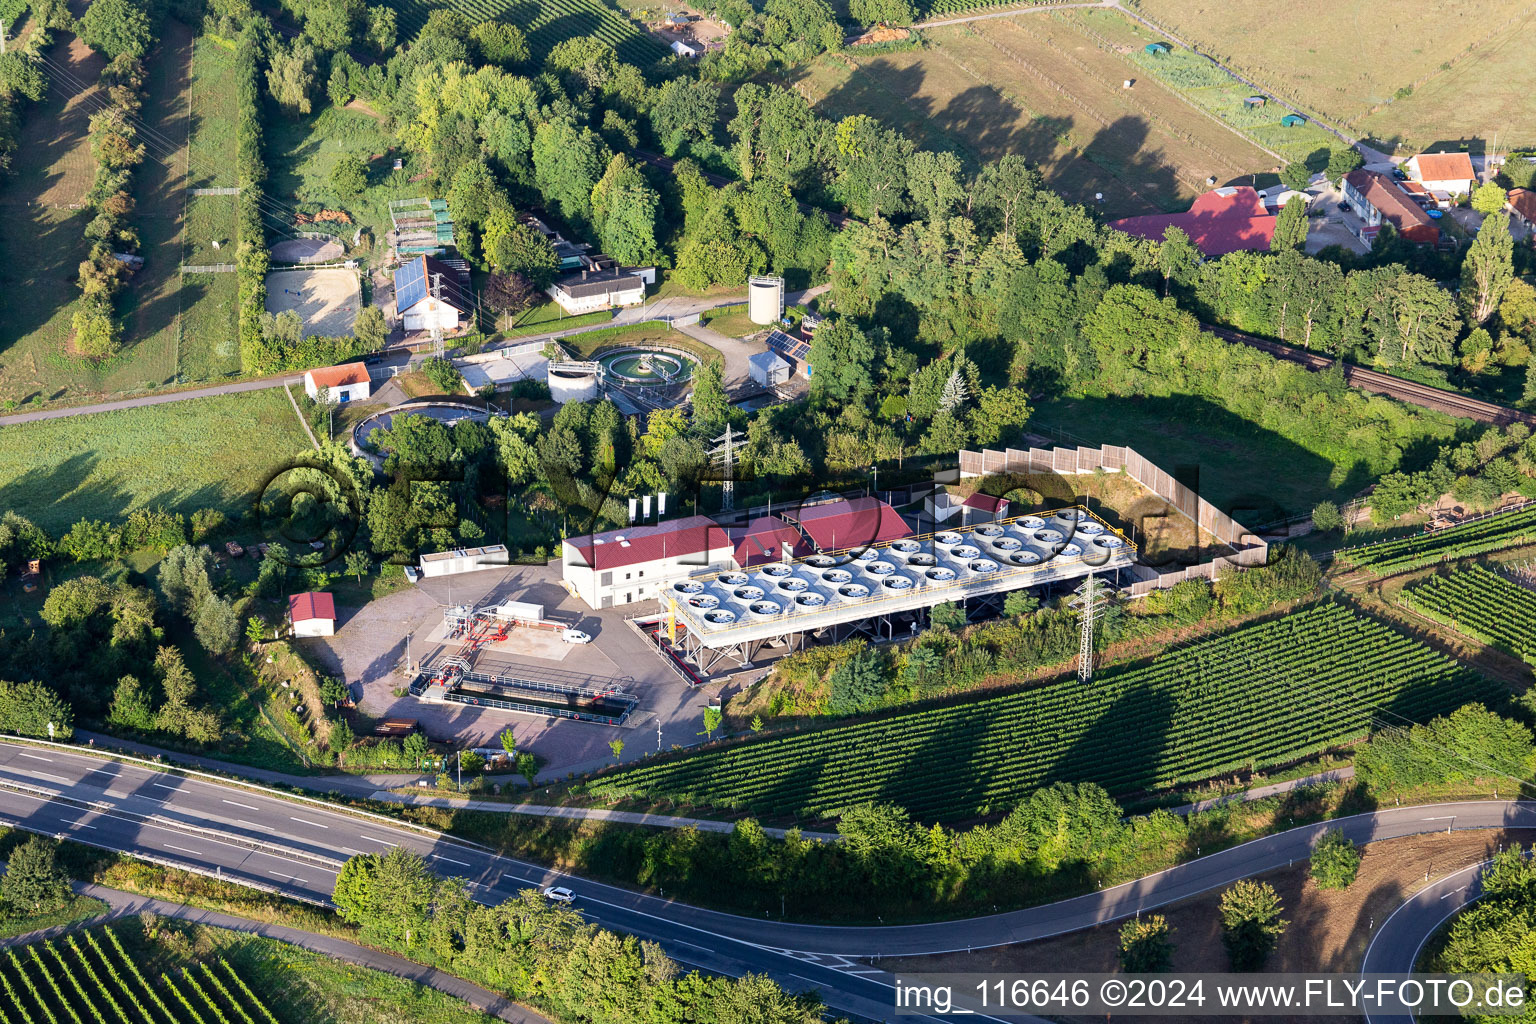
xmin=1309 ymin=828 xmax=1360 ymax=890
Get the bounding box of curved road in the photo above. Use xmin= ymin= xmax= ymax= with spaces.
xmin=0 ymin=740 xmax=1526 ymax=1022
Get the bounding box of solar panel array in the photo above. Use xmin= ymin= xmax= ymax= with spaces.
xmin=765 ymin=329 xmax=810 ymax=362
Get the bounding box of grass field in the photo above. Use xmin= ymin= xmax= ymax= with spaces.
xmin=1125 ymin=0 xmax=1536 ymax=148
xmin=266 ymin=104 xmax=427 ymax=248
xmin=791 ymin=9 xmax=1281 ymax=217
xmin=382 ymin=0 xmax=668 ymax=65
xmin=0 ymin=387 xmax=310 ymax=533
xmin=1066 ymin=10 xmax=1341 ymax=165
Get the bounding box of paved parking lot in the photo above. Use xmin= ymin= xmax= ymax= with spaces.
xmin=305 ymin=563 xmax=718 ymax=775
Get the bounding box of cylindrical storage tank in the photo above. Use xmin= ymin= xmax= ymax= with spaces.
xmin=748 ymin=275 xmax=785 ymax=325
xmin=548 ymin=365 xmax=599 ymax=403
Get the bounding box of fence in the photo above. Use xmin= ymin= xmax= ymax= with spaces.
xmin=958 ymin=443 xmax=1269 ymax=596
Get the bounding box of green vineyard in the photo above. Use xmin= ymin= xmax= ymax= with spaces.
xmin=1402 ymin=562 xmax=1536 ymax=667
xmin=1335 ymin=505 xmax=1536 ymax=576
xmin=383 ymin=0 xmax=669 ymax=66
xmin=0 ymin=927 xmax=280 ymax=1024
xmin=589 ymin=602 xmax=1491 ymax=821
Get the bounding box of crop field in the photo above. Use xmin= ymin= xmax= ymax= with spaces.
xmin=1401 ymin=563 xmax=1536 ymax=667
xmin=589 ymin=602 xmax=1491 ymax=822
xmin=0 ymin=387 xmax=310 ymax=533
xmin=1066 ymin=10 xmax=1342 ymax=165
xmin=0 ymin=927 xmax=280 ymax=1024
xmin=1124 ymin=0 xmax=1536 ymax=148
xmin=382 ymin=0 xmax=668 ymax=65
xmin=794 ymin=9 xmax=1280 ymax=217
xmin=1335 ymin=506 xmax=1536 ymax=577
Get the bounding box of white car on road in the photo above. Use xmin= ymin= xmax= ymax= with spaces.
xmin=542 ymin=886 xmax=576 ymax=903
xmin=561 ymin=629 xmax=592 ymax=644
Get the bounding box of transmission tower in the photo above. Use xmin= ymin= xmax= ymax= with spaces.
xmin=1069 ymin=574 xmax=1112 ymax=684
xmin=709 ymin=424 xmax=742 ymax=512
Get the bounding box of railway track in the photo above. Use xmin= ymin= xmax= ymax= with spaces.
xmin=1206 ymin=325 xmax=1536 ymax=427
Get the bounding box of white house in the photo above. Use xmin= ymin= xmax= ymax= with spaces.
xmin=288 ymin=592 xmax=336 ymax=637
xmin=563 ymin=516 xmax=734 ymax=609
xmin=1403 ymin=152 xmax=1476 ymax=196
xmin=394 ymin=254 xmax=469 ymax=333
xmin=547 ymin=256 xmax=654 ymax=315
xmin=303 ymin=362 xmax=371 ymax=403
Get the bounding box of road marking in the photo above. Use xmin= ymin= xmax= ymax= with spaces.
xmin=268 ymin=871 xmax=308 ymax=883
xmin=429 ymin=854 xmax=470 ymax=867
xmin=25 ymin=770 xmax=70 ymax=783
xmin=163 ymin=844 xmax=202 ymax=855
xmin=223 ymin=799 xmax=260 ymax=810
xmin=359 ymin=835 xmax=396 ymax=847
xmin=16 ymin=752 xmax=52 ymax=762
xmin=289 ymin=816 xmax=328 ymax=829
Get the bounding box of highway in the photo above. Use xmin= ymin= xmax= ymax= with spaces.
xmin=1 ymin=739 xmax=1530 ymax=1022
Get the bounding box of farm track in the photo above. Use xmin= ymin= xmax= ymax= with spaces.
xmin=1205 ymin=325 xmax=1536 ymax=428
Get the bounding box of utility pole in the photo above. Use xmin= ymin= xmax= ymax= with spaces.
xmin=1069 ymin=574 xmax=1112 ymax=684
xmin=709 ymin=424 xmax=741 ymax=512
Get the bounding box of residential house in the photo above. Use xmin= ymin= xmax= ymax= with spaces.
xmin=1403 ymin=152 xmax=1476 ymax=196
xmin=1342 ymin=169 xmax=1439 ymax=247
xmin=1108 ymin=186 xmax=1279 ymax=256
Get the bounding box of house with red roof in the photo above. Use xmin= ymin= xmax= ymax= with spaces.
xmin=1507 ymin=188 xmax=1536 ymax=232
xmin=1107 ymin=186 xmax=1279 ymax=256
xmin=563 ymin=515 xmax=735 ymax=608
xmin=303 ymin=363 xmax=371 ymax=404
xmin=1404 ymin=152 xmax=1476 ymax=196
xmin=1343 ymin=169 xmax=1439 ymax=248
xmin=785 ymin=497 xmax=911 ymax=553
xmin=288 ymin=592 xmax=336 ymax=637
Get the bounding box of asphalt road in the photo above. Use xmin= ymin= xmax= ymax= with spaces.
xmin=2 ymin=739 xmax=1528 ymax=1023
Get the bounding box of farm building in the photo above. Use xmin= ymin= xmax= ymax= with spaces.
xmin=303 ymin=362 xmax=371 ymax=403
xmin=1404 ymin=152 xmax=1476 ymax=196
xmin=1108 ymin=186 xmax=1279 ymax=256
xmin=564 ymin=516 xmax=735 ymax=609
xmin=1506 ymin=188 xmax=1536 ymax=231
xmin=1280 ymin=113 xmax=1307 ymax=127
xmin=289 ymin=592 xmax=336 ymax=637
xmin=419 ymin=544 xmax=510 ymax=578
xmin=1343 ymin=169 xmax=1439 ymax=247
xmin=748 ymin=350 xmax=792 ymax=387
xmin=394 ymin=255 xmax=471 ymax=333
xmin=547 ymin=255 xmax=655 ymax=314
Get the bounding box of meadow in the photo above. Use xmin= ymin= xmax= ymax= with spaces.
xmin=1125 ymin=0 xmax=1536 ymax=148
xmin=794 ymin=8 xmax=1280 ymax=218
xmin=0 ymin=388 xmax=311 ymax=533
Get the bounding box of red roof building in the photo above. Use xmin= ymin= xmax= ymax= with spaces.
xmin=1508 ymin=187 xmax=1536 ymax=230
xmin=1343 ymin=170 xmax=1438 ymax=247
xmin=289 ymin=592 xmax=336 ymax=637
xmin=788 ymin=497 xmax=911 ymax=552
xmin=731 ymin=515 xmax=807 ymax=567
xmin=562 ymin=516 xmax=736 ymax=609
xmin=1108 ymin=187 xmax=1279 ymax=256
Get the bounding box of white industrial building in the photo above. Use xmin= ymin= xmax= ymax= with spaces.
xmin=563 ymin=516 xmax=735 ymax=609
xmin=419 ymin=544 xmax=510 ymax=578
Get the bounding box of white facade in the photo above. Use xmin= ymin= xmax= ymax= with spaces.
xmin=401 ymin=297 xmax=461 ymax=333
xmin=292 ymin=616 xmax=335 ymax=638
